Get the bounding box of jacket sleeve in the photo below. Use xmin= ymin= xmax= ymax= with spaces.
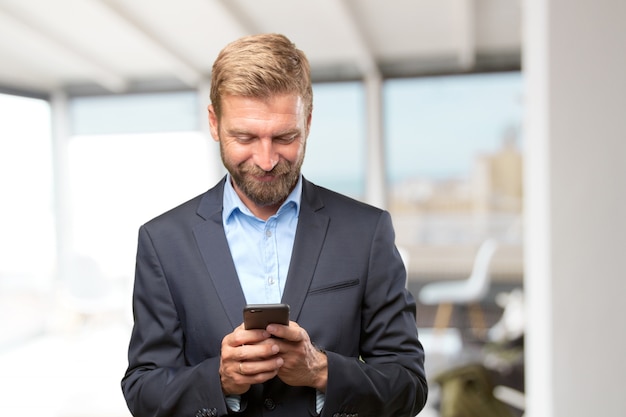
xmin=321 ymin=211 xmax=428 ymax=417
xmin=121 ymin=225 xmax=230 ymax=417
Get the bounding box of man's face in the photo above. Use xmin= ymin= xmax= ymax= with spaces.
xmin=208 ymin=93 xmax=311 ymax=215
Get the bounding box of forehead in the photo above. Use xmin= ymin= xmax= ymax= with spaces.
xmin=219 ymin=94 xmax=306 ymax=121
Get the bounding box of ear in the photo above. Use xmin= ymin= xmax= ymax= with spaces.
xmin=207 ymin=104 xmax=220 ymax=142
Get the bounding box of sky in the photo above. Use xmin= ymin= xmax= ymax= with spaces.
xmin=384 ymin=72 xmax=523 ymax=181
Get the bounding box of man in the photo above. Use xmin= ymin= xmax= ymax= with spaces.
xmin=122 ymin=33 xmax=428 ymax=417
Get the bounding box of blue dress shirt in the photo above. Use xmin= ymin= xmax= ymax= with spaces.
xmin=222 ymin=174 xmax=301 ymax=305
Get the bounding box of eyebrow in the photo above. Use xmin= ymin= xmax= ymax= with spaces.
xmin=226 ymin=127 xmax=302 ymax=138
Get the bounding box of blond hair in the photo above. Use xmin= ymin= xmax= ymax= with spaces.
xmin=210 ymin=33 xmax=313 ymax=119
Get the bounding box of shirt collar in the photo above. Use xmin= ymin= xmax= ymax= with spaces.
xmin=223 ymin=173 xmax=302 ymax=224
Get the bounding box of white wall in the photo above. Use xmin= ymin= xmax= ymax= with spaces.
xmin=524 ymin=1 xmax=626 ymax=416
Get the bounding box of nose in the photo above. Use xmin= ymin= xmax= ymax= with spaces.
xmin=254 ymin=138 xmax=279 ymax=172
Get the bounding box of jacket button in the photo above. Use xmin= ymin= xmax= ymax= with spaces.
xmin=264 ymin=398 xmax=276 ymax=410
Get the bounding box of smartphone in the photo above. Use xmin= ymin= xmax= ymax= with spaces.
xmin=243 ymin=303 xmax=290 ymax=330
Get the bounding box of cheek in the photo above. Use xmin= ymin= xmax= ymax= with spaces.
xmin=221 ymin=142 xmax=251 ymax=165
xmin=282 ymin=142 xmax=306 ymax=163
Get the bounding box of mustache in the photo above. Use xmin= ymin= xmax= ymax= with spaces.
xmin=240 ymin=160 xmax=291 ymax=176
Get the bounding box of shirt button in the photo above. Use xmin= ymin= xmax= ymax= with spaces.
xmin=265 ymin=230 xmax=272 ymax=237
xmin=268 ymin=276 xmax=275 ymax=285
xmin=264 ymin=398 xmax=276 ymax=410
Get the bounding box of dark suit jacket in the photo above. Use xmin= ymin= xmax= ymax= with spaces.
xmin=122 ymin=177 xmax=428 ymax=417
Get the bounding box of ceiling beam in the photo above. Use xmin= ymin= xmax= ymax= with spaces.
xmin=96 ymin=0 xmax=205 ymax=88
xmin=213 ymin=0 xmax=262 ymax=35
xmin=0 ymin=2 xmax=127 ymax=93
xmin=332 ymin=0 xmax=380 ymax=78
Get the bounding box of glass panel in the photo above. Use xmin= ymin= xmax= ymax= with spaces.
xmin=384 ymin=72 xmax=524 ymax=282
xmin=66 ymin=132 xmax=213 ymax=281
xmin=0 ymin=93 xmax=54 ymax=347
xmin=70 ymin=91 xmax=199 ymax=135
xmin=303 ymin=82 xmax=365 ymax=199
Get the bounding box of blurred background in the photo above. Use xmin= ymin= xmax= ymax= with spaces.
xmin=0 ymin=1 xmax=624 ymax=416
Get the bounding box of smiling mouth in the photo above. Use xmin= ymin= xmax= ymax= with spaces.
xmin=254 ymin=173 xmax=277 ymax=182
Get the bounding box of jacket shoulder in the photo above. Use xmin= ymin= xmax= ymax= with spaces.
xmin=303 ymin=178 xmax=384 ymax=217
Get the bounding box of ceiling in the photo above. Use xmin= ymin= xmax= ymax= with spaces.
xmin=0 ymin=0 xmax=522 ymax=98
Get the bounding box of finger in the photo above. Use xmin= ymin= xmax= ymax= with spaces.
xmin=267 ymin=321 xmax=305 ymax=343
xmin=240 ymin=356 xmax=284 ymax=377
xmin=237 ymin=340 xmax=280 ymax=362
xmin=266 ymin=321 xmax=295 ymax=340
xmin=224 ymin=326 xmax=271 ymax=349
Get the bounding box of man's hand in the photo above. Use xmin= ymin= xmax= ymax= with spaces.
xmin=267 ymin=321 xmax=328 ymax=392
xmin=219 ymin=324 xmax=284 ymax=395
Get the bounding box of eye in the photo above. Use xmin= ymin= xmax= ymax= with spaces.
xmin=234 ymin=135 xmax=255 ymax=144
xmin=274 ymin=134 xmax=298 ymax=144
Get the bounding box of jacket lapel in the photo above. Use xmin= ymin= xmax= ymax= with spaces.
xmin=282 ymin=179 xmax=329 ymax=321
xmin=192 ymin=177 xmax=247 ymax=329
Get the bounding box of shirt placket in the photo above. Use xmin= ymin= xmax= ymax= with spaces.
xmin=263 ymin=218 xmax=281 ymax=303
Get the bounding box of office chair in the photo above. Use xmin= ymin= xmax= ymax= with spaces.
xmin=418 ymin=238 xmax=499 ymax=337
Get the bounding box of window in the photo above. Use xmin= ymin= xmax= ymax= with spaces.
xmin=303 ymin=82 xmax=365 ymax=199
xmin=0 ymin=93 xmax=54 ymax=345
xmin=384 ymin=72 xmax=524 ymax=280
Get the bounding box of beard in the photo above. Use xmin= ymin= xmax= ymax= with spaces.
xmin=221 ymin=145 xmax=305 ymax=208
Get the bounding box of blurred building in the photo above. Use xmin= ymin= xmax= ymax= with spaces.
xmin=472 ymin=127 xmax=523 ymax=213
xmin=390 ymin=129 xmax=524 ymax=283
